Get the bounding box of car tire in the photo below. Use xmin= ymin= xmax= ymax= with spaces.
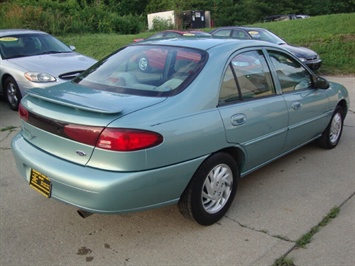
xmin=178 ymin=152 xmax=238 ymax=226
xmin=316 ymin=106 xmax=344 ymax=149
xmin=4 ymin=77 xmax=22 ymax=111
xmin=138 ymin=56 xmax=150 ymax=72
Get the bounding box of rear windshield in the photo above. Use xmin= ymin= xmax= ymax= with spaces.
xmin=74 ymin=45 xmax=207 ymax=96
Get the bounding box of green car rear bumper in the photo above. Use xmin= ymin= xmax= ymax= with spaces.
xmin=11 ymin=133 xmax=207 ymax=214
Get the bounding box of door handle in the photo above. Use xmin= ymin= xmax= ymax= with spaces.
xmin=291 ymin=101 xmax=302 ymax=110
xmin=231 ymin=114 xmax=246 ymax=126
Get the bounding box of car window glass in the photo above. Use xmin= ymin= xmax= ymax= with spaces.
xmin=0 ymin=34 xmax=72 ymax=59
xmin=75 ymin=45 xmax=206 ymax=96
xmin=268 ymin=50 xmax=312 ymax=92
xmin=231 ymin=30 xmax=250 ymax=39
xmin=219 ymin=65 xmax=240 ymax=104
xmin=213 ymin=29 xmax=232 ymax=37
xmin=165 ymin=32 xmax=181 ymax=38
xmin=232 ymin=50 xmax=275 ymax=100
xmin=146 ymin=32 xmax=165 ymax=40
xmin=219 ymin=50 xmax=275 ymax=104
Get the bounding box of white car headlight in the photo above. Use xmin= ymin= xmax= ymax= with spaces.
xmin=25 ymin=72 xmax=57 ymax=83
xmin=298 ymin=57 xmax=306 ymax=62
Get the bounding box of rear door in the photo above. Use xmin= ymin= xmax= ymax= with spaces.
xmin=218 ymin=49 xmax=288 ymax=174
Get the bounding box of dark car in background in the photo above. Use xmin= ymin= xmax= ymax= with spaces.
xmin=210 ymin=26 xmax=322 ymax=71
xmin=0 ymin=29 xmax=97 ymax=110
xmin=133 ymin=29 xmax=211 ymax=43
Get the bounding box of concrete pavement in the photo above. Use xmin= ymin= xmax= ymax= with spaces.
xmin=286 ymin=76 xmax=355 ymax=266
xmin=0 ymin=76 xmax=354 ymax=266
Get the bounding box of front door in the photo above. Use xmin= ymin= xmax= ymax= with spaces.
xmin=266 ymin=50 xmax=330 ymax=152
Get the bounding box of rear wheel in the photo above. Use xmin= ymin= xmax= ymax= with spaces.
xmin=178 ymin=152 xmax=238 ymax=226
xmin=4 ymin=77 xmax=22 ymax=111
xmin=316 ymin=106 xmax=344 ymax=149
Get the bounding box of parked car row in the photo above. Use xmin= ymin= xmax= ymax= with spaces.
xmin=1 ymin=27 xmax=322 ymax=111
xmin=133 ymin=27 xmax=322 ymax=75
xmin=11 ymin=35 xmax=348 ymax=225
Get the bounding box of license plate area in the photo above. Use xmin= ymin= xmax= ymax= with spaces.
xmin=30 ymin=169 xmax=52 ymax=198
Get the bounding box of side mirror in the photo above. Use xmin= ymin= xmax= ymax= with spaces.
xmin=69 ymin=45 xmax=76 ymax=51
xmin=314 ymin=76 xmax=330 ymax=89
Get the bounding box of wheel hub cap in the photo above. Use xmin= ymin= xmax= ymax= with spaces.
xmin=329 ymin=113 xmax=342 ymax=144
xmin=202 ymin=164 xmax=233 ymax=214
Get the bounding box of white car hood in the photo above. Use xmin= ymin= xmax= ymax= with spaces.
xmin=9 ymin=52 xmax=97 ymax=77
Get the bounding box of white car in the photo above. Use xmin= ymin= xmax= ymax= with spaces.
xmin=0 ymin=29 xmax=97 ymax=110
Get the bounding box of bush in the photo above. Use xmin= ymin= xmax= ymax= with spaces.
xmin=152 ymin=17 xmax=174 ymax=31
xmin=0 ymin=2 xmax=146 ymax=35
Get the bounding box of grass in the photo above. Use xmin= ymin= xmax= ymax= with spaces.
xmin=295 ymin=207 xmax=340 ymax=248
xmin=272 ymin=206 xmax=340 ymax=266
xmin=0 ymin=126 xmax=17 ymax=132
xmin=58 ymin=13 xmax=355 ymax=75
xmin=273 ymin=256 xmax=295 ymax=266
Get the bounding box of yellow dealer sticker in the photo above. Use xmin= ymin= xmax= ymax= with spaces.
xmin=30 ymin=169 xmax=52 ymax=198
xmin=0 ymin=37 xmax=18 ymax=41
xmin=248 ymin=31 xmax=260 ymax=35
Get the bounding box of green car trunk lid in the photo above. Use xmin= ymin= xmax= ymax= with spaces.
xmin=20 ymin=82 xmax=166 ymax=166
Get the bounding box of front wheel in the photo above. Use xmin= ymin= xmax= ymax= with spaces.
xmin=178 ymin=152 xmax=238 ymax=226
xmin=316 ymin=106 xmax=344 ymax=149
xmin=4 ymin=77 xmax=22 ymax=111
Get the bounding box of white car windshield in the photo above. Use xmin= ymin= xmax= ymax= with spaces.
xmin=0 ymin=33 xmax=73 ymax=59
xmin=247 ymin=30 xmax=286 ymax=45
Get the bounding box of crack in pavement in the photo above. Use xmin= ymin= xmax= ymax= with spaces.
xmin=0 ymin=126 xmax=19 ymax=149
xmin=223 ymin=215 xmax=294 ymax=243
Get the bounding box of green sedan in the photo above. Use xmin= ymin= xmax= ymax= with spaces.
xmin=12 ymin=38 xmax=349 ymax=225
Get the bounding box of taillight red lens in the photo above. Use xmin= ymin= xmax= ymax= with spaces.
xmin=64 ymin=124 xmax=104 ymax=146
xmin=64 ymin=125 xmax=163 ymax=151
xmin=97 ymin=128 xmax=163 ymax=151
xmin=19 ymin=104 xmax=29 ymax=121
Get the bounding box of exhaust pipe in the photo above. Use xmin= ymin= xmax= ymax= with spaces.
xmin=77 ymin=209 xmax=94 ymax=218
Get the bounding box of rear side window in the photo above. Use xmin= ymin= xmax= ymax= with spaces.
xmin=75 ymin=45 xmax=207 ymax=96
xmin=213 ymin=29 xmax=232 ymax=37
xmin=219 ymin=50 xmax=275 ymax=104
xmin=231 ymin=30 xmax=250 ymax=39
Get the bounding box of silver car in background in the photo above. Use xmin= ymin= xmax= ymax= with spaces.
xmin=0 ymin=29 xmax=97 ymax=110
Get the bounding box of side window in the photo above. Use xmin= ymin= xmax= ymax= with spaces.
xmin=232 ymin=50 xmax=275 ymax=99
xmin=213 ymin=29 xmax=232 ymax=37
xmin=148 ymin=32 xmax=165 ymax=40
xmin=231 ymin=30 xmax=250 ymax=39
xmin=268 ymin=51 xmax=312 ymax=93
xmin=219 ymin=65 xmax=239 ymax=104
xmin=219 ymin=50 xmax=275 ymax=104
xmin=165 ymin=32 xmax=181 ymax=38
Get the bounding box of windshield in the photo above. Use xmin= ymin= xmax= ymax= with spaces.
xmin=0 ymin=33 xmax=73 ymax=59
xmin=247 ymin=30 xmax=286 ymax=45
xmin=74 ymin=45 xmax=207 ymax=96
